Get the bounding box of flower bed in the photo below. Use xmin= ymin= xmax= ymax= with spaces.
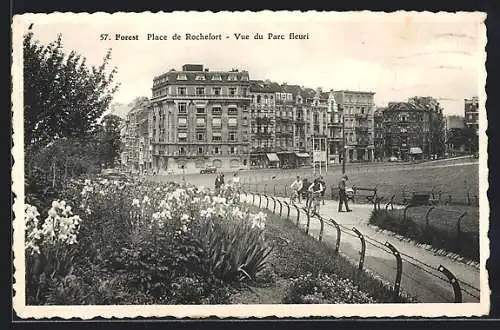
xmin=25 ymin=178 xmax=273 ymax=305
xmin=24 ymin=177 xmax=404 ymax=305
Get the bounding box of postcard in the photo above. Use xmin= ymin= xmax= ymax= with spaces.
xmin=11 ymin=11 xmax=488 ymax=319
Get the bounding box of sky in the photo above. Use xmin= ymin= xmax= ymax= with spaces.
xmin=14 ymin=11 xmax=486 ymax=116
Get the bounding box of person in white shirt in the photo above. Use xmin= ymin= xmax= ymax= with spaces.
xmin=290 ymin=176 xmax=303 ymax=203
xmin=307 ymin=178 xmax=324 ymax=214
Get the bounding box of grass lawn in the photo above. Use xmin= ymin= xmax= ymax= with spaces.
xmin=400 ymin=205 xmax=479 ymax=234
xmin=246 ymin=163 xmax=479 ymax=206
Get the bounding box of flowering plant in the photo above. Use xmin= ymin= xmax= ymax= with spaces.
xmin=25 ymin=200 xmax=81 ymax=304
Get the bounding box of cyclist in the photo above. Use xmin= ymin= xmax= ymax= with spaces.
xmin=308 ymin=178 xmax=324 ymax=215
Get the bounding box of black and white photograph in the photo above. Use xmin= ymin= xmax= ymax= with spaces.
xmin=11 ymin=11 xmax=488 ymax=318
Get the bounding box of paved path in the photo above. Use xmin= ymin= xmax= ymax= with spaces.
xmin=241 ymin=193 xmax=481 ymax=303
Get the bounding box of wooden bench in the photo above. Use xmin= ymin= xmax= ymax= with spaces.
xmin=405 ymin=193 xmax=432 ymax=206
xmin=352 ymin=186 xmax=378 ymax=203
xmin=352 ymin=186 xmax=384 ymax=209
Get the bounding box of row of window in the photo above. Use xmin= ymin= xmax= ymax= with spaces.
xmin=153 ymin=86 xmax=247 ymax=97
xmin=176 ymin=104 xmax=243 ymax=115
xmin=177 ymin=131 xmax=239 ymax=142
xmin=154 ymin=73 xmax=248 ymax=85
xmin=176 ymin=146 xmax=240 ymax=155
xmin=177 ymin=117 xmax=240 ymax=126
xmin=179 ymin=73 xmax=247 ymax=82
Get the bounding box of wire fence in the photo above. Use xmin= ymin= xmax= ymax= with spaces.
xmin=238 ymin=188 xmax=481 ymax=303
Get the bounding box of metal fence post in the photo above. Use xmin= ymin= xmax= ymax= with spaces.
xmin=317 ymin=214 xmax=325 ymax=242
xmin=284 ymin=201 xmax=291 ymax=221
xmin=437 ymin=265 xmax=463 ymax=303
xmin=385 ymin=195 xmax=395 ymax=213
xmin=403 ymin=205 xmax=416 ymax=222
xmin=352 ymin=227 xmax=366 ymax=272
xmin=384 ymin=242 xmax=403 ymax=302
xmin=265 ymin=195 xmax=269 ymax=209
xmin=329 ymin=218 xmax=341 ymax=254
xmin=272 ymin=196 xmax=276 ymax=213
xmin=456 ymin=212 xmax=468 ymax=236
xmin=294 ymin=204 xmax=300 ymax=226
xmin=252 ymin=193 xmax=255 ymax=205
xmin=305 ymin=210 xmax=311 ymax=234
xmin=425 ymin=206 xmax=435 ymax=228
xmin=277 ymin=199 xmax=283 ymax=216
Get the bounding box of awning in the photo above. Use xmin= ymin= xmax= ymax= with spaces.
xmin=295 ymin=152 xmax=310 ymax=158
xmin=410 ymin=147 xmax=423 ymax=154
xmin=266 ymin=153 xmax=280 ymax=162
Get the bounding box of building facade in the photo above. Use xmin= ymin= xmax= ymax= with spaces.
xmin=464 ymin=97 xmax=479 ymax=134
xmin=150 ymin=64 xmax=251 ymax=174
xmin=122 ymin=98 xmax=153 ymax=173
xmin=373 ymin=108 xmax=385 ymax=161
xmin=382 ymin=97 xmax=445 ymax=161
xmin=333 ymin=90 xmax=376 ymax=162
xmin=248 ymin=80 xmax=278 ymax=167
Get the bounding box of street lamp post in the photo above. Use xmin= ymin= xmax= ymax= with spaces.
xmin=342 ymin=107 xmax=346 ymax=175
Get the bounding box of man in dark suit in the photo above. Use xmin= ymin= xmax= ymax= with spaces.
xmin=338 ymin=174 xmax=352 ymax=212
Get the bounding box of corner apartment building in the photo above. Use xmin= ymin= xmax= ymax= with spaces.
xmin=333 ymin=90 xmax=376 ymax=162
xmin=464 ymin=97 xmax=479 ymax=134
xmin=150 ymin=64 xmax=251 ymax=174
xmin=122 ymin=98 xmax=152 ymax=173
xmin=382 ymin=97 xmax=445 ymax=160
xmin=248 ymin=80 xmax=278 ymax=167
xmin=248 ymin=82 xmax=333 ymax=168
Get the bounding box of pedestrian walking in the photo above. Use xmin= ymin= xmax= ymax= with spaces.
xmin=338 ymin=174 xmax=352 ymax=212
xmin=290 ymin=176 xmax=303 ymax=203
xmin=318 ymin=175 xmax=326 ymax=205
xmin=300 ymin=178 xmax=310 ymax=206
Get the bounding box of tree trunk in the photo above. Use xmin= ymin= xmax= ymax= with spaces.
xmin=52 ymin=162 xmax=56 ymax=189
xmin=64 ymin=160 xmax=68 ymax=181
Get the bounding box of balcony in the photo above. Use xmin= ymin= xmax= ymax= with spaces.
xmin=328 ymin=121 xmax=343 ymax=127
xmin=275 ymin=99 xmax=295 ymax=105
xmin=356 ymin=139 xmax=373 ymax=146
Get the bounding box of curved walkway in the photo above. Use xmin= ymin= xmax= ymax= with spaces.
xmin=241 ymin=193 xmax=481 ymax=303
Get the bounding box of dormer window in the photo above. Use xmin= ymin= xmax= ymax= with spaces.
xmin=195 ymin=74 xmax=206 ymax=81
xmin=228 ymin=74 xmax=237 ymax=81
xmin=177 ymin=73 xmax=187 ymax=80
xmin=213 ymin=74 xmax=222 ymax=81
xmin=241 ymin=74 xmax=249 ymax=81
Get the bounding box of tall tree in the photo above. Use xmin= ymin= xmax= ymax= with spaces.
xmin=23 ymin=26 xmax=120 ymax=152
xmin=97 ymin=114 xmax=123 ymax=168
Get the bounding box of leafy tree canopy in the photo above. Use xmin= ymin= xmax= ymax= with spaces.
xmin=23 ymin=26 xmax=120 ymax=151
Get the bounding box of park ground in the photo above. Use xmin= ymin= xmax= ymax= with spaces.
xmin=146 ymin=156 xmax=482 ymax=303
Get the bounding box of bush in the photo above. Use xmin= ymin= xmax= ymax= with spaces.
xmin=369 ymin=209 xmax=479 ymax=262
xmin=282 ymin=273 xmax=375 ymax=304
